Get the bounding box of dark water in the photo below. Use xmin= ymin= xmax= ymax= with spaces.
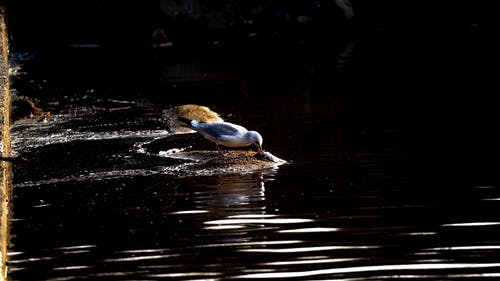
xmin=7 ymin=31 xmax=500 ymax=280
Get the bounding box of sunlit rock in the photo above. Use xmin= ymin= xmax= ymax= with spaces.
xmin=162 ymin=104 xmax=222 ymax=133
xmin=11 ymin=97 xmax=49 ymax=120
xmin=144 ymin=134 xmax=286 ymax=176
xmin=162 ymin=150 xmax=286 ymax=176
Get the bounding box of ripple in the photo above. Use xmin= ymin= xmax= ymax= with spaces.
xmin=262 ymin=257 xmax=362 ymax=266
xmin=474 ymin=186 xmax=497 ymax=189
xmin=117 ymin=248 xmax=171 ymax=254
xmin=426 ymin=245 xmax=500 ymax=251
xmin=8 ymin=255 xmax=57 ymax=264
xmin=235 ymin=263 xmax=500 ymax=278
xmin=239 ymin=245 xmax=378 ymax=253
xmin=205 ymin=218 xmax=313 ymax=225
xmin=145 ymin=272 xmax=221 ymax=278
xmin=442 ymin=222 xmax=500 ymax=227
xmin=53 ymin=265 xmax=92 ymax=271
xmin=11 ymin=110 xmax=169 ymax=152
xmin=205 ymin=225 xmax=246 ymax=230
xmin=396 ymin=232 xmax=437 ymax=236
xmin=278 ymin=227 xmax=340 ymax=233
xmin=32 ymin=203 xmax=52 ymax=208
xmin=103 ymin=254 xmax=178 ymax=263
xmin=171 ymin=210 xmax=210 ymax=215
xmin=14 ymin=168 xmax=163 ymax=188
xmin=195 ymin=240 xmax=302 ymax=248
xmin=228 ymin=214 xmax=277 ymax=218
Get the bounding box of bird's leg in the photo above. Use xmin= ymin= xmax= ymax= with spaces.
xmin=216 ymin=144 xmax=226 ymax=156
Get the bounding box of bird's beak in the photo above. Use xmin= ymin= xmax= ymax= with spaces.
xmin=258 ymin=146 xmax=264 ymax=155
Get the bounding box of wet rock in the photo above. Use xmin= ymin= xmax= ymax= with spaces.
xmin=143 ymin=133 xmax=210 ymax=155
xmin=254 ymin=151 xmax=287 ymax=163
xmin=143 ymin=133 xmax=286 ymax=176
xmin=11 ymin=97 xmax=44 ymax=120
xmin=11 ymin=97 xmax=52 ymax=123
xmin=164 ymin=150 xmax=286 ymax=176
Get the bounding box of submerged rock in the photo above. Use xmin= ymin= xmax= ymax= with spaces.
xmin=12 ymin=97 xmax=50 ymax=121
xmin=162 ymin=150 xmax=286 ymax=176
xmin=255 ymin=151 xmax=287 ymax=163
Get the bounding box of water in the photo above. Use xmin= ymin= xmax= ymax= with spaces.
xmin=7 ymin=31 xmax=500 ymax=279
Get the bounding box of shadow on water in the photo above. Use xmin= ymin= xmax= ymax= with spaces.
xmin=5 ymin=28 xmax=500 ymax=279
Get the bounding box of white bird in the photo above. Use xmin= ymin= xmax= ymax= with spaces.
xmin=178 ymin=117 xmax=264 ymax=156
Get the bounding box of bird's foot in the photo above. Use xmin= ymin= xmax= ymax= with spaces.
xmin=217 ymin=150 xmax=229 ymax=157
xmin=216 ymin=144 xmax=228 ymax=157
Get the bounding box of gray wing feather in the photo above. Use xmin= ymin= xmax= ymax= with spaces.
xmin=197 ymin=123 xmax=244 ymax=138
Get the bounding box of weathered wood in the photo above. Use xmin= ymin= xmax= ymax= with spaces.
xmin=0 ymin=10 xmax=12 ymax=281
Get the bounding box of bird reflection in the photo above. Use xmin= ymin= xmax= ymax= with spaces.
xmin=200 ymin=172 xmax=267 ymax=215
xmin=199 ymin=171 xmax=316 ymax=233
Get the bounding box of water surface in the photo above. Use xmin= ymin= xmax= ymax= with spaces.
xmin=8 ymin=35 xmax=500 ymax=279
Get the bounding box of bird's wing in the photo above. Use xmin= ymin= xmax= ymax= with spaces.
xmin=196 ymin=122 xmax=246 ymax=138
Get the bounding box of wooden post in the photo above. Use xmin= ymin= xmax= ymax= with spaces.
xmin=0 ymin=9 xmax=12 ymax=281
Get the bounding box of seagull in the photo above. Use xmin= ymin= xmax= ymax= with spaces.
xmin=178 ymin=117 xmax=264 ymax=156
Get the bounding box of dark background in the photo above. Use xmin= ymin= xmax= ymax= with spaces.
xmin=2 ymin=1 xmax=493 ymax=50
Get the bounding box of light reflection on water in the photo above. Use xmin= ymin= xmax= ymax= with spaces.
xmin=9 ymin=147 xmax=500 ymax=280
xmin=235 ymin=263 xmax=500 ymax=279
xmin=442 ymin=222 xmax=500 ymax=227
xmin=8 ymin=54 xmax=500 ymax=279
xmin=8 ymin=99 xmax=500 ymax=279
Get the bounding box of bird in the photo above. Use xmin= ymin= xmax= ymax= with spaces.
xmin=178 ymin=117 xmax=264 ymax=156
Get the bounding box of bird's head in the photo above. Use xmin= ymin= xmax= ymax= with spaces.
xmin=248 ymin=131 xmax=264 ymax=154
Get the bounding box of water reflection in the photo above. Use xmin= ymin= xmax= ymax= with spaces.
xmin=198 ymin=173 xmax=267 ymax=209
xmin=156 ymin=172 xmax=373 ymax=279
xmin=9 ymin=118 xmax=500 ymax=280
xmin=443 ymin=222 xmax=500 ymax=227
xmin=8 ymin=102 xmax=500 ymax=280
xmin=7 ymin=40 xmax=500 ymax=279
xmin=236 ymin=263 xmax=500 ymax=279
xmin=205 ymin=216 xmax=313 ymax=226
xmin=279 ymin=227 xmax=339 ymax=233
xmin=193 ymin=173 xmax=318 ymax=233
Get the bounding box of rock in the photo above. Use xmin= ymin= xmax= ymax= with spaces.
xmin=162 ymin=104 xmax=222 ymax=133
xmin=162 ymin=150 xmax=287 ymax=176
xmin=254 ymin=151 xmax=287 ymax=163
xmin=11 ymin=97 xmax=50 ymax=121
